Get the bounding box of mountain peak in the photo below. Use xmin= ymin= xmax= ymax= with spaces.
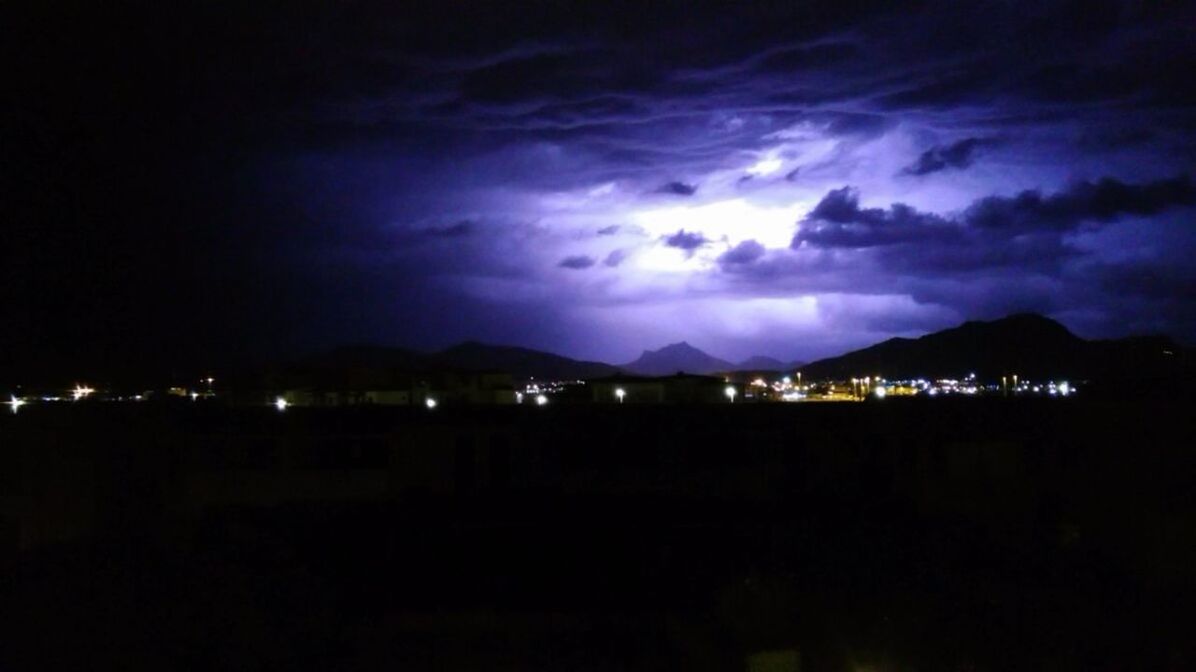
xmin=625 ymin=341 xmax=734 ymax=376
xmin=800 ymin=313 xmax=1089 ymax=379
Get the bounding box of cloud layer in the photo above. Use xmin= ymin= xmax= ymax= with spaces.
xmin=7 ymin=0 xmax=1196 ymax=372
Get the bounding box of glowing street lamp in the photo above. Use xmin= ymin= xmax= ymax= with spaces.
xmin=274 ymin=396 xmax=289 ymax=411
xmin=535 ymin=394 xmax=548 ymax=406
xmin=725 ymin=385 xmax=737 ymax=403
xmin=874 ymin=385 xmax=887 ymax=399
xmin=425 ymin=397 xmax=438 ymax=409
xmin=7 ymin=395 xmax=26 ymax=413
xmin=615 ymin=388 xmax=626 ymax=404
xmin=72 ymin=384 xmax=95 ymax=401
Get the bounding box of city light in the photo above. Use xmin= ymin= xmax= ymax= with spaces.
xmin=615 ymin=387 xmax=626 ymax=403
xmin=874 ymin=385 xmax=887 ymax=399
xmin=274 ymin=396 xmax=288 ymax=411
xmin=725 ymin=385 xmax=736 ymax=403
xmin=425 ymin=397 xmax=438 ymax=409
xmin=72 ymin=384 xmax=95 ymax=401
xmin=535 ymin=394 xmax=549 ymax=406
xmin=7 ymin=395 xmax=26 ymax=413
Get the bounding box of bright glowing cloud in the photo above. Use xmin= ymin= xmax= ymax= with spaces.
xmin=632 ymin=198 xmax=811 ymax=252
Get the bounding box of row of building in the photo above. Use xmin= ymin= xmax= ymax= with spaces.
xmin=263 ymin=369 xmax=746 ymax=408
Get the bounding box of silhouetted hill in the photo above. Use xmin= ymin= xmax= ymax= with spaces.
xmin=433 ymin=341 xmax=618 ymax=380
xmin=799 ymin=313 xmax=1185 ymax=381
xmin=623 ymin=342 xmax=735 ymax=375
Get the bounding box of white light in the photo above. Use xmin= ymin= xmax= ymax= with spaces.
xmin=190 ymin=391 xmax=199 ymax=401
xmin=615 ymin=388 xmax=626 ymax=403
xmin=782 ymin=377 xmax=791 ymax=385
xmin=535 ymin=394 xmax=548 ymax=406
xmin=516 ymin=392 xmax=524 ymax=404
xmin=274 ymin=396 xmax=288 ymax=411
xmin=633 ymin=198 xmax=806 ymax=256
xmin=7 ymin=395 xmax=26 ymax=413
xmin=725 ymin=385 xmax=737 ymax=402
xmin=425 ymin=397 xmax=438 ymax=409
xmin=874 ymin=385 xmax=887 ymax=399
xmin=1059 ymin=382 xmax=1070 ymax=396
xmin=746 ymin=156 xmax=783 ymax=176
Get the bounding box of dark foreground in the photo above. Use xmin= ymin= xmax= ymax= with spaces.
xmin=2 ymin=399 xmax=1193 ymax=670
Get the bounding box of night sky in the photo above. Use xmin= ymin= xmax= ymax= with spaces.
xmin=6 ymin=1 xmax=1196 ymax=380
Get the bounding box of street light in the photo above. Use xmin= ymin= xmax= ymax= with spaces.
xmin=425 ymin=397 xmax=438 ymax=409
xmin=7 ymin=395 xmax=25 ymax=414
xmin=725 ymin=385 xmax=737 ymax=403
xmin=535 ymin=394 xmax=548 ymax=406
xmin=615 ymin=388 xmax=626 ymax=404
xmin=274 ymin=396 xmax=289 ymax=411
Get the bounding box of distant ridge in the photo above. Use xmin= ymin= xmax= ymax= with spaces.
xmin=621 ymin=342 xmax=735 ymax=376
xmin=798 ymin=313 xmax=1183 ymax=380
xmin=264 ymin=313 xmax=1186 ymax=387
xmin=433 ymin=341 xmax=618 ymax=380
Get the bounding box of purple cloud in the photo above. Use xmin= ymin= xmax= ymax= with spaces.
xmin=558 ymin=255 xmax=596 ymax=269
xmin=604 ymin=248 xmax=629 ymax=267
xmin=664 ymin=229 xmax=708 ymax=250
xmin=902 ymin=138 xmax=992 ymax=176
xmin=655 ymin=181 xmax=698 ymax=196
xmin=719 ymin=240 xmax=766 ymax=266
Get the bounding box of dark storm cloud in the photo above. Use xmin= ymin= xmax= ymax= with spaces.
xmin=902 ymin=138 xmax=991 ymax=176
xmin=718 ymin=240 xmax=766 ymax=266
xmin=793 ymin=187 xmax=958 ymax=249
xmin=604 ymin=248 xmax=629 ymax=267
xmin=796 ymin=177 xmax=1196 ymax=253
xmin=664 ymin=229 xmax=708 ymax=250
xmin=753 ymin=42 xmax=860 ymax=74
xmin=428 ymin=220 xmax=478 ymax=238
xmin=963 ymin=176 xmax=1196 ymax=233
xmin=596 ymin=225 xmax=620 ymax=236
xmin=1095 ymin=262 xmax=1196 ymax=302
xmin=656 ymin=181 xmax=698 ymax=196
xmin=823 ymin=112 xmax=892 ymax=139
xmin=558 ymin=254 xmax=596 ymax=269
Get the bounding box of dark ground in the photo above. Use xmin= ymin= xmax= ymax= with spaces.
xmin=1 ymin=399 xmax=1193 ymax=670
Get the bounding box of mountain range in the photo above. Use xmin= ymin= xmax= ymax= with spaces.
xmin=280 ymin=313 xmax=1187 ymax=383
xmin=797 ymin=313 xmax=1185 ymax=381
